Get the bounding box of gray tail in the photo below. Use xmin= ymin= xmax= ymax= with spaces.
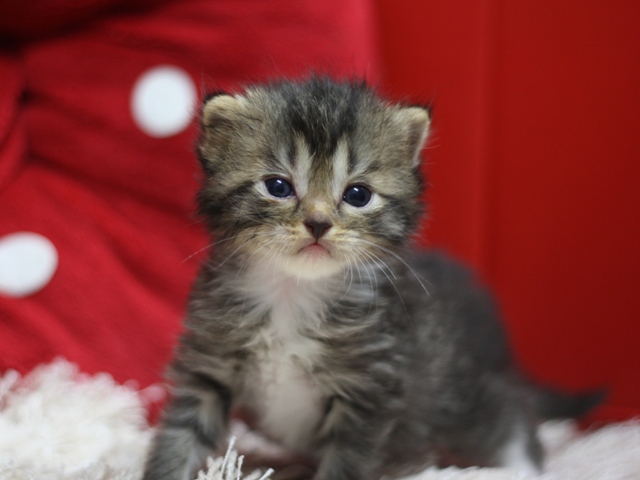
xmin=534 ymin=387 xmax=607 ymax=420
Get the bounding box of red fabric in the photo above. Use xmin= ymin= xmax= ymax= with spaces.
xmin=0 ymin=0 xmax=380 ymax=389
xmin=375 ymin=0 xmax=640 ymax=421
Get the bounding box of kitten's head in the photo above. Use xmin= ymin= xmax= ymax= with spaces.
xmin=197 ymin=77 xmax=430 ymax=280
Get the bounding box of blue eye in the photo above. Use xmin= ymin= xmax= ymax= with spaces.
xmin=265 ymin=177 xmax=294 ymax=198
xmin=343 ymin=185 xmax=371 ymax=207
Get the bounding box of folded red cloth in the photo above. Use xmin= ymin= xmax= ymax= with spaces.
xmin=0 ymin=0 xmax=380 ymax=389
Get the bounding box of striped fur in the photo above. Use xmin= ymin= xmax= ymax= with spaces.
xmin=144 ymin=78 xmax=566 ymax=480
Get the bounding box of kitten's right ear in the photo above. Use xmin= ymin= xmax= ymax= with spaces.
xmin=199 ymin=93 xmax=243 ymax=174
xmin=202 ymin=93 xmax=242 ymax=129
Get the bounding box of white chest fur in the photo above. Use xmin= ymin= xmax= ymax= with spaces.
xmin=240 ymin=276 xmax=328 ymax=451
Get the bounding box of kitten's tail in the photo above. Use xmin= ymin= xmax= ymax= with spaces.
xmin=533 ymin=386 xmax=607 ymax=420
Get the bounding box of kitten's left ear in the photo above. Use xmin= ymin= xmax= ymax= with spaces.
xmin=394 ymin=106 xmax=431 ymax=168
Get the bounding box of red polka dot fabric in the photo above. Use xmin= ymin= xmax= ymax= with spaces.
xmin=0 ymin=0 xmax=380 ymax=389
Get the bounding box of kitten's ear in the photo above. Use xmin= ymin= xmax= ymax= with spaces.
xmin=202 ymin=93 xmax=242 ymax=129
xmin=199 ymin=93 xmax=244 ymax=174
xmin=394 ymin=106 xmax=431 ymax=168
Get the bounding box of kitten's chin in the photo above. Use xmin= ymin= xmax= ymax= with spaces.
xmin=277 ymin=248 xmax=345 ymax=280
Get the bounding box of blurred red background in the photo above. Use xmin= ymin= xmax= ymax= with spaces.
xmin=374 ymin=0 xmax=640 ymax=421
xmin=0 ymin=0 xmax=637 ymax=423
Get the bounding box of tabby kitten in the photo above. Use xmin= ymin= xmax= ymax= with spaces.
xmin=142 ymin=78 xmax=600 ymax=480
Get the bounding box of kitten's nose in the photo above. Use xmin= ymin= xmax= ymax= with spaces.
xmin=305 ymin=220 xmax=332 ymax=241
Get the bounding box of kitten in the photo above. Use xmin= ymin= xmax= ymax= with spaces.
xmin=142 ymin=77 xmax=602 ymax=480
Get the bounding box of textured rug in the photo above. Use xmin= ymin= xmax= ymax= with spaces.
xmin=0 ymin=359 xmax=638 ymax=480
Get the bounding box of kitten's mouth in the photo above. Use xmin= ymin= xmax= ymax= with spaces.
xmin=298 ymin=242 xmax=330 ymax=258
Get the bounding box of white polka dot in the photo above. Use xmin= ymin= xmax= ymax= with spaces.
xmin=131 ymin=65 xmax=197 ymax=138
xmin=0 ymin=232 xmax=58 ymax=297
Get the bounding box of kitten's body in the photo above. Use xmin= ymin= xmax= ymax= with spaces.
xmin=143 ymin=78 xmax=600 ymax=480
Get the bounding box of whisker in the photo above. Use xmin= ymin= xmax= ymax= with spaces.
xmin=358 ymin=239 xmax=431 ymax=299
xmin=270 ymin=241 xmax=289 ymax=280
xmin=350 ymin=252 xmax=376 ymax=314
xmin=350 ymin=252 xmax=364 ymax=286
xmin=358 ymin=248 xmax=411 ymax=322
xmin=342 ymin=255 xmax=356 ymax=299
xmin=358 ymin=258 xmax=377 ymax=316
xmin=347 ymin=256 xmax=355 ymax=294
xmin=345 ymin=244 xmax=377 ymax=306
xmin=181 ymin=231 xmax=277 ymax=264
xmin=207 ymin=232 xmax=280 ymax=271
xmin=337 ymin=254 xmax=352 ymax=291
xmin=326 ymin=254 xmax=357 ymax=309
xmin=236 ymin=236 xmax=280 ymax=277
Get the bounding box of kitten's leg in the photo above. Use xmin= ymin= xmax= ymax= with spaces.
xmin=438 ymin=380 xmax=543 ymax=475
xmin=495 ymin=420 xmax=543 ymax=475
xmin=313 ymin=397 xmax=388 ymax=480
xmin=143 ymin=374 xmax=232 ymax=480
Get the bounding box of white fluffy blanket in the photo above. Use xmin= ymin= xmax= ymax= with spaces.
xmin=0 ymin=359 xmax=638 ymax=480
